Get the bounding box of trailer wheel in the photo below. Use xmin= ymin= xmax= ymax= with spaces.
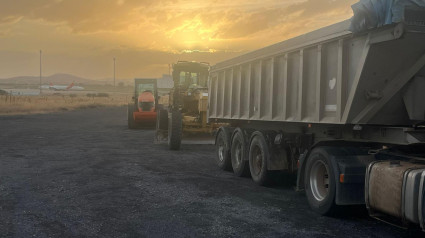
xmin=168 ymin=110 xmax=182 ymax=150
xmin=305 ymin=148 xmax=337 ymax=215
xmin=127 ymin=103 xmax=136 ymax=129
xmin=231 ymin=129 xmax=250 ymax=177
xmin=249 ymin=132 xmax=272 ymax=186
xmin=215 ymin=127 xmax=232 ymax=171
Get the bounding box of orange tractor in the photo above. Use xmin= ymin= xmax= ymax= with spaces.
xmin=127 ymin=78 xmax=158 ymax=129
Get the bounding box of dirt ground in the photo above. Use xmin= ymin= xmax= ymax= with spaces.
xmin=0 ymin=106 xmax=423 ymax=238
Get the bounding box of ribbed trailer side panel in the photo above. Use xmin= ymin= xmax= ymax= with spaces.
xmin=209 ymin=24 xmax=357 ymax=124
xmin=209 ymin=22 xmax=425 ymax=126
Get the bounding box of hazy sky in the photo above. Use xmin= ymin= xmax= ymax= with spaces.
xmin=0 ymin=0 xmax=356 ymax=79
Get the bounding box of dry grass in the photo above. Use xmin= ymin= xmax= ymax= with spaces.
xmin=0 ymin=94 xmax=130 ymax=115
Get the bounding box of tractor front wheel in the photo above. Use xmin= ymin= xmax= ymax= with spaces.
xmin=168 ymin=110 xmax=182 ymax=150
xmin=127 ymin=103 xmax=137 ymax=129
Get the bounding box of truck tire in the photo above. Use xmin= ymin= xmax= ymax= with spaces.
xmin=127 ymin=103 xmax=136 ymax=129
xmin=156 ymin=109 xmax=168 ymax=131
xmin=304 ymin=148 xmax=338 ymax=215
xmin=215 ymin=127 xmax=232 ymax=171
xmin=168 ymin=110 xmax=182 ymax=150
xmin=249 ymin=132 xmax=272 ymax=186
xmin=231 ymin=128 xmax=250 ymax=177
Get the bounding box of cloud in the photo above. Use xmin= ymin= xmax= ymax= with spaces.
xmin=0 ymin=0 xmax=162 ymax=32
xmin=208 ymin=0 xmax=356 ymax=39
xmin=0 ymin=0 xmax=357 ymax=78
xmin=1 ymin=0 xmax=355 ymax=36
xmin=136 ymin=0 xmax=356 ymax=50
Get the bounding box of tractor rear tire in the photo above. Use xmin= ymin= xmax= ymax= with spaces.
xmin=156 ymin=109 xmax=168 ymax=131
xmin=127 ymin=103 xmax=137 ymax=129
xmin=168 ymin=110 xmax=182 ymax=150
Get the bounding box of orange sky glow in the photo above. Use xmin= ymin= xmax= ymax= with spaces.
xmin=0 ymin=0 xmax=357 ymax=80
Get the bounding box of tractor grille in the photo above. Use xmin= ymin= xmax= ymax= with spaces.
xmin=405 ymin=8 xmax=425 ymax=27
xmin=140 ymin=102 xmax=154 ymax=111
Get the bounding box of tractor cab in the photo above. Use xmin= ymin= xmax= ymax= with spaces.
xmin=169 ymin=61 xmax=209 ymax=112
xmin=137 ymin=83 xmax=156 ymax=112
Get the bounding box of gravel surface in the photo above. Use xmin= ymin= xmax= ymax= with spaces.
xmin=0 ymin=106 xmax=423 ymax=238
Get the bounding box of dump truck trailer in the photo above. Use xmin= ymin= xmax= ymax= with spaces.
xmin=209 ymin=8 xmax=425 ymax=230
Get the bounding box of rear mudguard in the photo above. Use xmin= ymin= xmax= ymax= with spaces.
xmin=297 ymin=145 xmax=375 ymax=205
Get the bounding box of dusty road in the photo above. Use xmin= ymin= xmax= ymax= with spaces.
xmin=0 ymin=107 xmax=423 ymax=237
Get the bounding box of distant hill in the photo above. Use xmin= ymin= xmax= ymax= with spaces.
xmin=0 ymin=73 xmax=109 ymax=85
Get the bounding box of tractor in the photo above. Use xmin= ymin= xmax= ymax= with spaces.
xmin=127 ymin=78 xmax=158 ymax=129
xmin=156 ymin=61 xmax=217 ymax=150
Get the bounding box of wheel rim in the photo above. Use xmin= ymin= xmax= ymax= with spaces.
xmin=217 ymin=137 xmax=225 ymax=162
xmin=234 ymin=140 xmax=242 ymax=167
xmin=251 ymin=145 xmax=263 ymax=176
xmin=310 ymin=160 xmax=330 ymax=202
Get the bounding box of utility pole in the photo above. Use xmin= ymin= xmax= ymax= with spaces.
xmin=39 ymin=50 xmax=42 ymax=95
xmin=113 ymin=57 xmax=116 ymax=87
